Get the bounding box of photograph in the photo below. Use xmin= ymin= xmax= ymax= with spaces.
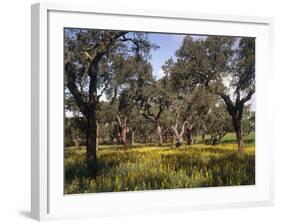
xmin=64 ymin=28 xmax=255 ymax=194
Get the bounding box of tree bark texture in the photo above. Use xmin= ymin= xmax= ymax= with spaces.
xmin=186 ymin=128 xmax=193 ymax=145
xmin=156 ymin=124 xmax=163 ymax=146
xmin=171 ymin=120 xmax=187 ymax=148
xmin=116 ymin=115 xmax=129 ymax=150
xmin=233 ymin=118 xmax=245 ymax=154
xmin=86 ymin=114 xmax=98 ymax=172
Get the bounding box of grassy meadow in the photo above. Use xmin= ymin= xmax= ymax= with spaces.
xmin=64 ymin=132 xmax=255 ymax=194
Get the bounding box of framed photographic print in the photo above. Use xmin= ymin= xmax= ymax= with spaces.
xmin=31 ymin=2 xmax=274 ymax=221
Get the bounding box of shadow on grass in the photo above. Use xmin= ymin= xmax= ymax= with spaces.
xmin=65 ymin=156 xmax=121 ymax=183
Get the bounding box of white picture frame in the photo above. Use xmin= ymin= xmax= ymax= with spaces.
xmin=31 ymin=2 xmax=274 ymax=221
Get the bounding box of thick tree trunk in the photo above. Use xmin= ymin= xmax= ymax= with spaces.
xmin=121 ymin=128 xmax=128 ymax=150
xmin=86 ymin=114 xmax=98 ymax=172
xmin=237 ymin=131 xmax=244 ymax=154
xmin=85 ymin=61 xmax=100 ymax=173
xmin=156 ymin=124 xmax=163 ymax=146
xmin=232 ymin=117 xmax=245 ymax=154
xmin=234 ymin=121 xmax=244 ymax=154
xmin=186 ymin=128 xmax=193 ymax=145
xmin=116 ymin=115 xmax=128 ymax=150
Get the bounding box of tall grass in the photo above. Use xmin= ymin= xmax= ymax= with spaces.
xmin=65 ymin=137 xmax=255 ymax=194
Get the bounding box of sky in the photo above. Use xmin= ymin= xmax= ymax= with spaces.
xmin=146 ymin=33 xmax=206 ymax=80
xmin=146 ymin=33 xmax=185 ymax=80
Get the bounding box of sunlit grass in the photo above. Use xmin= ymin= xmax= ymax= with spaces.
xmin=65 ymin=136 xmax=255 ymax=194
